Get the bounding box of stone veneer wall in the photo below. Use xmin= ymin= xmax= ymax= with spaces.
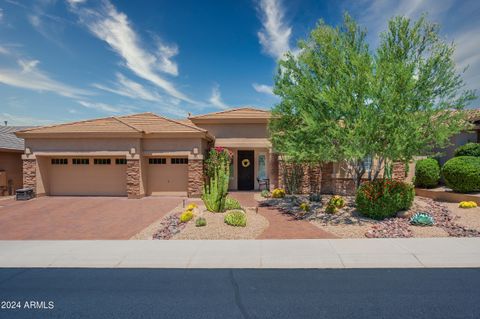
xmin=276 ymin=160 xmax=407 ymax=196
xmin=188 ymin=158 xmax=204 ymax=197
xmin=269 ymin=153 xmax=279 ymax=190
xmin=22 ymin=158 xmax=36 ymax=193
xmin=126 ymin=159 xmax=141 ymax=199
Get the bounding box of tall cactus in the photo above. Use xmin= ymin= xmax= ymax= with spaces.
xmin=202 ymin=161 xmax=230 ymax=212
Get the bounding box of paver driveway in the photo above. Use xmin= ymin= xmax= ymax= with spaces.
xmin=0 ymin=196 xmax=183 ymax=240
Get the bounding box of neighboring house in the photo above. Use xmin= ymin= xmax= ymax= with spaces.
xmin=435 ymin=109 xmax=480 ymax=166
xmin=0 ymin=125 xmax=31 ymax=195
xmin=15 ymin=107 xmax=407 ymax=198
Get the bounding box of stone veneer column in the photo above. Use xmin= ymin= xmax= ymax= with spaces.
xmin=392 ymin=161 xmax=406 ymax=181
xmin=268 ymin=152 xmax=279 ymax=190
xmin=22 ymin=157 xmax=36 ymax=193
xmin=188 ymin=156 xmax=204 ymax=197
xmin=126 ymin=159 xmax=141 ymax=199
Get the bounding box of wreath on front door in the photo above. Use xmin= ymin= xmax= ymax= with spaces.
xmin=241 ymin=159 xmax=250 ymax=168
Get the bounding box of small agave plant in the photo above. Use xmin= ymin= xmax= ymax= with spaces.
xmin=410 ymin=212 xmax=435 ymax=226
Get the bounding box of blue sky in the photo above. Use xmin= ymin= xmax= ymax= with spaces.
xmin=0 ymin=0 xmax=479 ymax=125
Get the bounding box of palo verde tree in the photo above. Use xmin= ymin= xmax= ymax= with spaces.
xmin=269 ymin=13 xmax=475 ymax=190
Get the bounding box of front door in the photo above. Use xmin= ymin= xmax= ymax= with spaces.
xmin=237 ymin=150 xmax=254 ymax=190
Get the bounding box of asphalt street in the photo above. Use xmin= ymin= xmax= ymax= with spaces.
xmin=0 ymin=268 xmax=479 ymax=319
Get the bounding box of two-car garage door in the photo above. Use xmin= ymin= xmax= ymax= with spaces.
xmin=48 ymin=158 xmax=127 ymax=196
xmin=47 ymin=156 xmax=188 ymax=196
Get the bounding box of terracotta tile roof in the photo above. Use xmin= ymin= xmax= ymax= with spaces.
xmin=15 ymin=113 xmax=206 ymax=135
xmin=16 ymin=117 xmax=139 ymax=134
xmin=117 ymin=113 xmax=206 ymax=133
xmin=188 ymin=107 xmax=271 ymax=120
xmin=464 ymin=108 xmax=480 ymax=122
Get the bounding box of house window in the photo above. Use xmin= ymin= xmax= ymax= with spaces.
xmin=171 ymin=158 xmax=188 ymax=164
xmin=364 ymin=155 xmax=373 ymax=173
xmin=149 ymin=158 xmax=166 ymax=164
xmin=51 ymin=158 xmax=68 ymax=165
xmin=115 ymin=158 xmax=127 ymax=165
xmin=258 ymin=154 xmax=266 ymax=179
xmin=94 ymin=158 xmax=111 ymax=165
xmin=72 ymin=158 xmax=89 ymax=165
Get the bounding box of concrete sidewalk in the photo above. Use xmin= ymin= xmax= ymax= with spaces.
xmin=0 ymin=238 xmax=479 ymax=268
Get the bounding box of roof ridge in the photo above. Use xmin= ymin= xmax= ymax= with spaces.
xmin=188 ymin=107 xmax=269 ymax=119
xmin=14 ymin=115 xmax=125 ymax=134
xmin=112 ymin=116 xmax=143 ymax=133
xmin=148 ymin=113 xmax=207 ymax=132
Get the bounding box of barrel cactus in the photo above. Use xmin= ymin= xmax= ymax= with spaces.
xmin=410 ymin=212 xmax=434 ymax=226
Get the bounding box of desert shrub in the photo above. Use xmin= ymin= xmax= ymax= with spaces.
xmin=224 ymin=210 xmax=247 ymax=227
xmin=179 ymin=210 xmax=194 ymax=223
xmin=442 ymin=156 xmax=480 ymax=193
xmin=299 ymin=203 xmax=310 ymax=212
xmin=454 ymin=143 xmax=480 ymax=157
xmin=414 ymin=158 xmax=440 ymax=188
xmin=224 ymin=197 xmax=242 ymax=210
xmin=261 ymin=190 xmax=270 ymax=198
xmin=356 ymin=179 xmax=415 ymax=220
xmin=195 ymin=217 xmax=207 ymax=227
xmin=459 ymin=201 xmax=478 ymax=208
xmin=325 ymin=195 xmax=346 ymax=214
xmin=272 ymin=188 xmax=286 ymax=198
xmin=410 ymin=212 xmax=434 ymax=226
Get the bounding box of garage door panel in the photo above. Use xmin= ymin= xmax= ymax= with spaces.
xmin=147 ymin=160 xmax=188 ymax=195
xmin=49 ymin=159 xmax=126 ymax=196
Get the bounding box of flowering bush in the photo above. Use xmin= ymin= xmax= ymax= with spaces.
xmin=272 ymin=188 xmax=286 ymax=198
xmin=459 ymin=201 xmax=477 ymax=208
xmin=355 ymin=179 xmax=414 ymax=220
xmin=179 ymin=210 xmax=194 ymax=223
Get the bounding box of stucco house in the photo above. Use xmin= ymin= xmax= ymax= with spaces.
xmin=435 ymin=109 xmax=480 ymax=166
xmin=0 ymin=125 xmax=31 ymax=196
xmin=15 ymin=107 xmax=408 ymax=199
xmin=15 ymin=108 xmax=281 ymax=198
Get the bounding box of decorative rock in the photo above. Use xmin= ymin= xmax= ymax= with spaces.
xmin=396 ymin=210 xmax=414 ymax=219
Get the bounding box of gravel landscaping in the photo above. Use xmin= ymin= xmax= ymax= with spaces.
xmin=259 ymin=194 xmax=480 ymax=238
xmin=172 ymin=207 xmax=269 ymax=240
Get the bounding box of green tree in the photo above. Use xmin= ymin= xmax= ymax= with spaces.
xmin=269 ymin=13 xmax=475 ymax=190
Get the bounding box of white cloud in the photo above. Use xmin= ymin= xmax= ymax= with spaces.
xmin=68 ymin=0 xmax=194 ymax=103
xmin=76 ymin=100 xmax=125 ymax=113
xmin=1 ymin=113 xmax=54 ymax=126
xmin=0 ymin=46 xmax=10 ymax=55
xmin=257 ymin=0 xmax=293 ymax=60
xmin=0 ymin=59 xmax=91 ymax=98
xmin=93 ymin=73 xmax=162 ymax=102
xmin=252 ymin=83 xmax=274 ymax=95
xmin=209 ymin=84 xmax=229 ymax=109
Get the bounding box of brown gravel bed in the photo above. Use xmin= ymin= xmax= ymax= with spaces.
xmin=444 ymin=202 xmax=480 ymax=232
xmin=172 ymin=208 xmax=269 ymax=240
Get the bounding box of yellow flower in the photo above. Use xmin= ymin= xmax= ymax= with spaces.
xmin=179 ymin=210 xmax=194 ymax=223
xmin=300 ymin=203 xmax=310 ymax=212
xmin=272 ymin=188 xmax=286 ymax=198
xmin=186 ymin=203 xmax=197 ymax=211
xmin=459 ymin=201 xmax=477 ymax=209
